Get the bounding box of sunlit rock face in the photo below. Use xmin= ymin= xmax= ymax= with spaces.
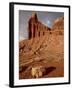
xmin=31 ymin=66 xmax=46 ymax=78
xmin=52 ymin=16 xmax=64 ymax=35
xmin=52 ymin=16 xmax=64 ymax=30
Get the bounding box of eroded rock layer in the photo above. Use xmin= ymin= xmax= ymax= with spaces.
xmin=19 ymin=13 xmax=64 ymax=79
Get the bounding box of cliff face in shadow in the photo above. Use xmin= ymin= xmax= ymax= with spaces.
xmin=19 ymin=13 xmax=64 ymax=79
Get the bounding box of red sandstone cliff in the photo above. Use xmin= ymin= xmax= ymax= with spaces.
xmin=28 ymin=13 xmax=51 ymax=39
xmin=52 ymin=16 xmax=64 ymax=30
xmin=19 ymin=13 xmax=64 ymax=79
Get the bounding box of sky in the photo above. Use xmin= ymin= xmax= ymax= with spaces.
xmin=19 ymin=10 xmax=64 ymax=41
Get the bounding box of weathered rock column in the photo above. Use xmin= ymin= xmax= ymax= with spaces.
xmin=35 ymin=24 xmax=38 ymax=37
xmin=35 ymin=24 xmax=37 ymax=37
xmin=31 ymin=23 xmax=34 ymax=38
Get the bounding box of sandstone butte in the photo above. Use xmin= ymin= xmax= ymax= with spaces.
xmin=19 ymin=13 xmax=64 ymax=79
